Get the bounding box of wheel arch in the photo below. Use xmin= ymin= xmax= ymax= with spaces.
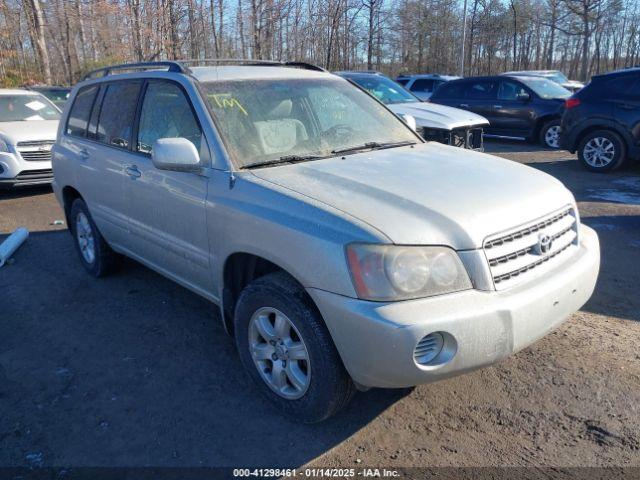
xmin=533 ymin=114 xmax=561 ymax=139
xmin=61 ymin=185 xmax=83 ymax=227
xmin=572 ymin=123 xmax=630 ymax=153
xmin=220 ymin=251 xmax=316 ymax=335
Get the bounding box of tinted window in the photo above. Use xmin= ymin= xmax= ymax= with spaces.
xmin=433 ymin=82 xmax=466 ymax=99
xmin=396 ymin=78 xmax=409 ymax=86
xmin=467 ymin=80 xmax=498 ymax=100
xmin=498 ymin=81 xmax=528 ymax=101
xmin=137 ymin=81 xmax=204 ymax=156
xmin=410 ymin=79 xmax=435 ymax=92
xmin=66 ymin=86 xmax=98 ymax=137
xmin=95 ymin=81 xmax=142 ymax=148
xmin=606 ymin=75 xmax=639 ymax=96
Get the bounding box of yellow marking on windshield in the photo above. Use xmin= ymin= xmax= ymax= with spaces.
xmin=209 ymin=93 xmax=248 ymax=116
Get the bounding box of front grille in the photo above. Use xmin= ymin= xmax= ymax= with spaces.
xmin=421 ymin=126 xmax=483 ymax=150
xmin=484 ymin=207 xmax=579 ymax=290
xmin=15 ymin=169 xmax=53 ymax=180
xmin=17 ymin=140 xmax=54 ymax=162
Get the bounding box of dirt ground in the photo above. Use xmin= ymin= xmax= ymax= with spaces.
xmin=1 ymin=141 xmax=639 ymax=471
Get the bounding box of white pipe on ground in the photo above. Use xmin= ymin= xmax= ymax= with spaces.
xmin=0 ymin=227 xmax=29 ymax=268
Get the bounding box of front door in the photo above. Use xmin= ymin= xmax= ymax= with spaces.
xmin=123 ymin=79 xmax=212 ymax=294
xmin=491 ymin=80 xmax=536 ymax=136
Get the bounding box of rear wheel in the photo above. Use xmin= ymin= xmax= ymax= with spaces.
xmin=577 ymin=130 xmax=627 ymax=172
xmin=539 ymin=120 xmax=561 ymax=149
xmin=69 ymin=198 xmax=120 ymax=276
xmin=234 ymin=271 xmax=355 ymax=423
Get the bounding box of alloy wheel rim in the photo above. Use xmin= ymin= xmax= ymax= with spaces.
xmin=248 ymin=307 xmax=311 ymax=400
xmin=75 ymin=212 xmax=96 ymax=264
xmin=583 ymin=137 xmax=615 ymax=167
xmin=545 ymin=125 xmax=561 ymax=148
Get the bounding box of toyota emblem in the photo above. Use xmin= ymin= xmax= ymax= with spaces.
xmin=536 ymin=234 xmax=553 ymax=255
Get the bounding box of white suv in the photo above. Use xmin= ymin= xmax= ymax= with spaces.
xmin=0 ymin=89 xmax=61 ymax=187
xmin=52 ymin=61 xmax=600 ymax=422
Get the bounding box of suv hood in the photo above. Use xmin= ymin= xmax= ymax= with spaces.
xmin=251 ymin=143 xmax=574 ymax=249
xmin=0 ymin=120 xmax=59 ymax=145
xmin=388 ymin=102 xmax=489 ymax=130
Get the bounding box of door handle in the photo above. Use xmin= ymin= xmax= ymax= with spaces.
xmin=125 ymin=165 xmax=142 ymax=179
xmin=459 ymin=103 xmax=470 ymax=108
xmin=79 ymin=148 xmax=89 ymax=160
xmin=493 ymin=104 xmax=503 ymax=109
xmin=619 ymin=103 xmax=638 ymax=110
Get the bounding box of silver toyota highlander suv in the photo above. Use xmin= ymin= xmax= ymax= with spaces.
xmin=52 ymin=60 xmax=600 ymax=423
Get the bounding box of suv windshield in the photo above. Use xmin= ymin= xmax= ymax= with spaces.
xmin=518 ymin=77 xmax=571 ymax=99
xmin=345 ymin=75 xmax=418 ymax=105
xmin=0 ymin=94 xmax=61 ymax=122
xmin=202 ymin=77 xmax=417 ymax=168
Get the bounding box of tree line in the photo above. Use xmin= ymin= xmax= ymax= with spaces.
xmin=2 ymin=0 xmax=639 ymax=87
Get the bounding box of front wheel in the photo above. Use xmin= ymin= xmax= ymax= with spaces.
xmin=540 ymin=120 xmax=561 ymax=149
xmin=577 ymin=130 xmax=627 ymax=172
xmin=234 ymin=271 xmax=355 ymax=423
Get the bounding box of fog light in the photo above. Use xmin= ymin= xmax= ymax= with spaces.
xmin=413 ymin=331 xmax=457 ymax=367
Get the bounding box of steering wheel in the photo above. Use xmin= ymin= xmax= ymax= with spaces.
xmin=322 ymin=124 xmax=354 ymax=143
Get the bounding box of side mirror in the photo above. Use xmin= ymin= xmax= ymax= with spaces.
xmin=402 ymin=114 xmax=418 ymax=132
xmin=517 ymin=92 xmax=531 ymax=102
xmin=151 ymin=137 xmax=200 ymax=172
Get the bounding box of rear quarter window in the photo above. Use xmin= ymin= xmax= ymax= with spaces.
xmin=66 ymin=86 xmax=98 ymax=137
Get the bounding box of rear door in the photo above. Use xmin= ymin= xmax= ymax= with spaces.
xmin=123 ymin=79 xmax=212 ymax=292
xmin=84 ymin=80 xmax=143 ymax=246
xmin=606 ymin=73 xmax=640 ymax=149
xmin=463 ymin=79 xmax=499 ymax=127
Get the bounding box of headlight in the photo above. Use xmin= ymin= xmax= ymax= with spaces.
xmin=0 ymin=139 xmax=9 ymax=153
xmin=346 ymin=244 xmax=472 ymax=301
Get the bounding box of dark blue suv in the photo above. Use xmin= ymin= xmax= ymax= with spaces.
xmin=561 ymin=67 xmax=640 ymax=172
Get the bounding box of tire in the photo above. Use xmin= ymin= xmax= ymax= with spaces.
xmin=577 ymin=129 xmax=627 ymax=173
xmin=234 ymin=271 xmax=355 ymax=423
xmin=69 ymin=198 xmax=120 ymax=277
xmin=539 ymin=119 xmax=561 ymax=149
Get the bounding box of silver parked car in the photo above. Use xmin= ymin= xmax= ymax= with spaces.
xmin=0 ymin=89 xmax=60 ymax=187
xmin=501 ymin=70 xmax=584 ymax=93
xmin=52 ymin=61 xmax=600 ymax=423
xmin=335 ymin=71 xmax=488 ymax=150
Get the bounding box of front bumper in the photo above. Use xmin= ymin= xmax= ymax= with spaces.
xmin=0 ymin=152 xmax=52 ymax=187
xmin=308 ymin=226 xmax=600 ymax=388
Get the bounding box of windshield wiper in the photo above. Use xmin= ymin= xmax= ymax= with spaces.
xmin=241 ymin=154 xmax=325 ymax=170
xmin=331 ymin=140 xmax=416 ymax=156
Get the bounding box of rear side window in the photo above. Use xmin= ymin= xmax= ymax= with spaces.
xmin=433 ymin=82 xmax=466 ymax=99
xmin=136 ymin=81 xmax=204 ymax=157
xmin=606 ymin=75 xmax=640 ymax=97
xmin=66 ymin=86 xmax=98 ymax=137
xmin=95 ymin=81 xmax=142 ymax=149
xmin=396 ymin=78 xmax=409 ymax=86
xmin=410 ymin=79 xmax=435 ymax=93
xmin=467 ymin=80 xmax=498 ymax=100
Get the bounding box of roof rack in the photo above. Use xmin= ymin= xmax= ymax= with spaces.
xmin=82 ymin=61 xmax=188 ymax=81
xmin=177 ymin=58 xmax=326 ymax=72
xmin=81 ymin=58 xmax=326 ymax=81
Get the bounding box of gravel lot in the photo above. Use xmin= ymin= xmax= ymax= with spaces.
xmin=1 ymin=141 xmax=639 ymax=470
